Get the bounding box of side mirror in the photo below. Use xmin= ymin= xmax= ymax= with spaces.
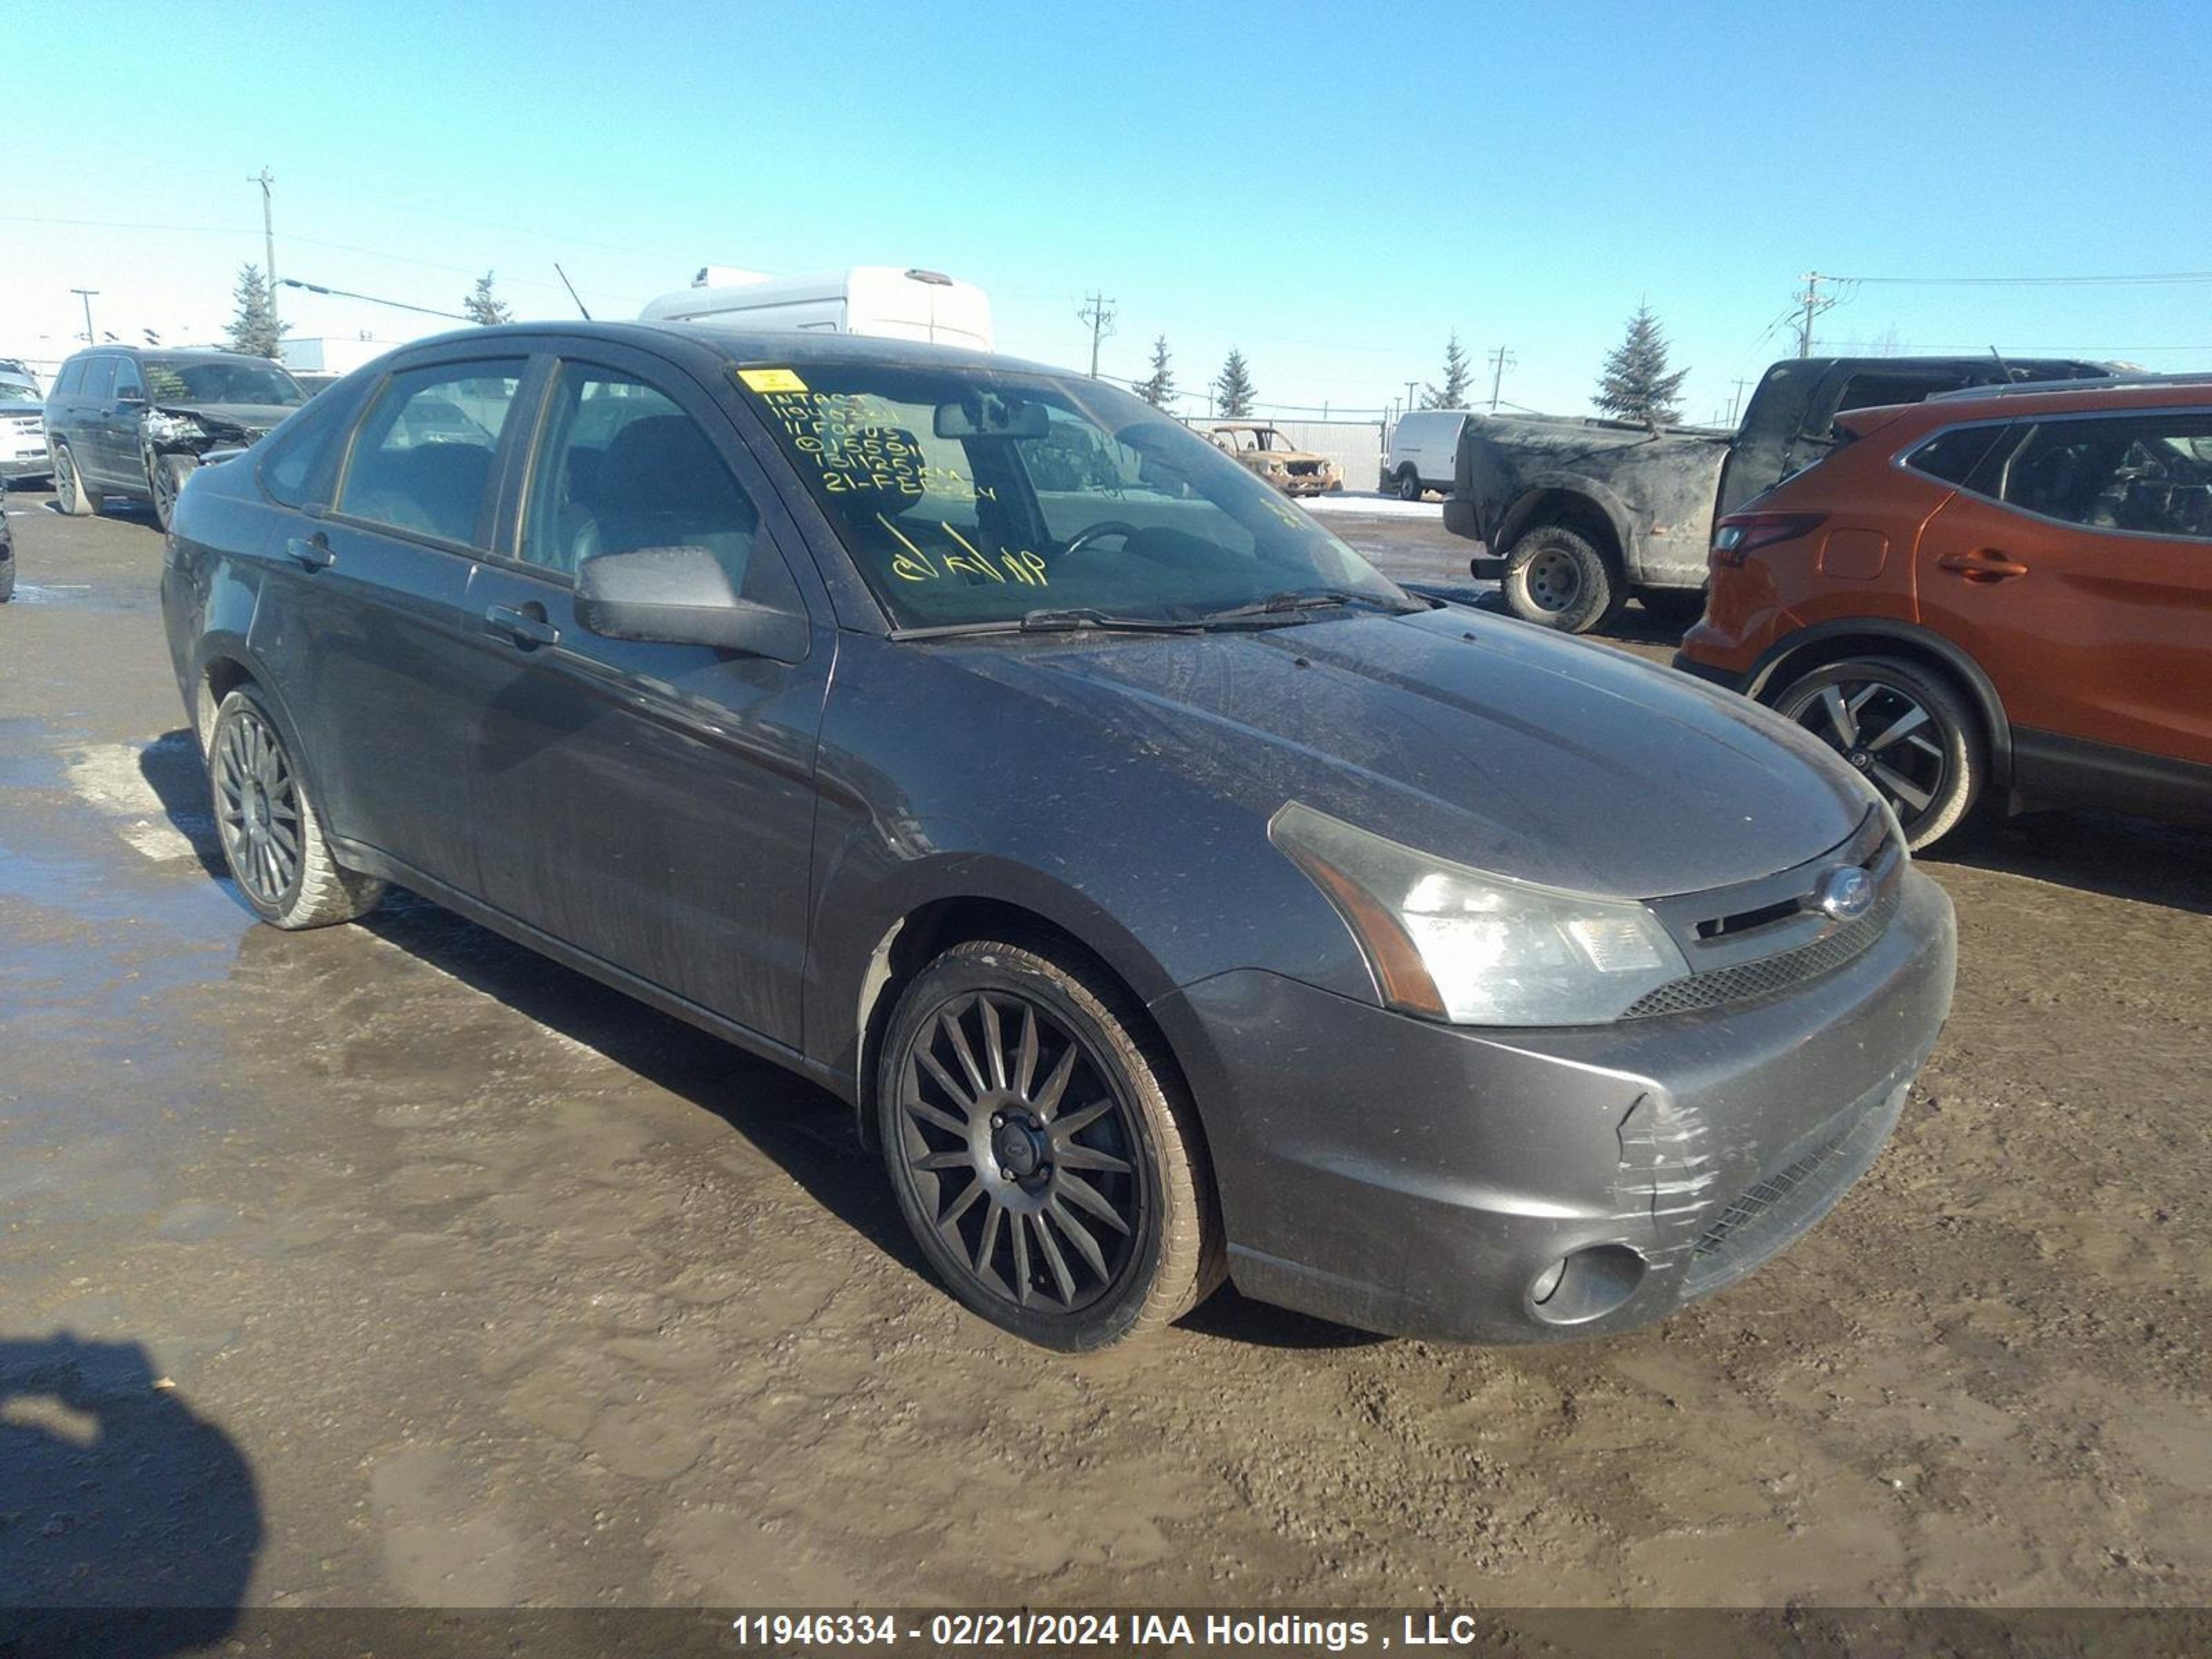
xmin=574 ymin=545 xmax=808 ymax=662
xmin=116 ymin=386 xmax=145 ymax=405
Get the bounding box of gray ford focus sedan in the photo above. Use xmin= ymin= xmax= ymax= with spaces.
xmin=160 ymin=323 xmax=1956 ymax=1350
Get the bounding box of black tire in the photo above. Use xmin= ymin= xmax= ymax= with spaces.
xmin=0 ymin=555 xmax=14 ymax=604
xmin=149 ymin=453 xmax=196 ymax=532
xmin=54 ymin=444 xmax=100 ymax=516
xmin=1770 ymin=655 xmax=1987 ymax=851
xmin=1500 ymin=524 xmax=1620 ymax=633
xmin=1638 ymin=587 xmax=1707 ymax=625
xmin=876 ymin=937 xmax=1224 ymax=1350
xmin=1395 ymin=466 xmax=1423 ymax=502
xmin=207 ymin=684 xmax=385 ymax=928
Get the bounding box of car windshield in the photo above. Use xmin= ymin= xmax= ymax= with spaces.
xmin=142 ymin=357 xmax=306 ymax=407
xmin=740 ymin=363 xmax=1408 ymax=630
xmin=0 ymin=382 xmax=39 ymax=406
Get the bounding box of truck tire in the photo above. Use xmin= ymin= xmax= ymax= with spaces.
xmin=1394 ymin=465 xmax=1423 ymax=502
xmin=0 ymin=552 xmax=14 ymax=604
xmin=1501 ymin=525 xmax=1620 ymax=634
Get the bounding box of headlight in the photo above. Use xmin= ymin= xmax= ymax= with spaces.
xmin=143 ymin=411 xmax=205 ymax=444
xmin=1270 ymin=802 xmax=1689 ymax=1026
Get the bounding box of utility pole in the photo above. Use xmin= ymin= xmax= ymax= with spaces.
xmin=71 ymin=288 xmax=99 ymax=344
xmin=1727 ymin=377 xmax=1750 ymax=424
xmin=1076 ymin=290 xmax=1116 ymax=378
xmin=1403 ymin=379 xmax=1418 ymax=415
xmin=251 ymin=167 xmax=278 ymax=325
xmin=1486 ymin=346 xmax=1517 ymax=412
xmin=1794 ymin=271 xmax=1834 ymax=359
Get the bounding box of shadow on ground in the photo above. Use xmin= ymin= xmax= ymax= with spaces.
xmin=0 ymin=1334 xmax=259 ymax=1657
xmin=1929 ymin=809 xmax=2212 ymax=916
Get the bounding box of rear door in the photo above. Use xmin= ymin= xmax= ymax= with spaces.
xmin=76 ymin=355 xmax=124 ymax=484
xmin=1915 ymin=406 xmax=2212 ymax=776
xmin=277 ymin=352 xmax=536 ymax=892
xmin=464 ymin=342 xmax=832 ymax=1047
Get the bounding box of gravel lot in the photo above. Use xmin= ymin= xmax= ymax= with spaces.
xmin=2 ymin=488 xmax=2207 ymax=1622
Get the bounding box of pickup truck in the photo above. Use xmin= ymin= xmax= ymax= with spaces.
xmin=1444 ymin=355 xmax=2114 ymax=632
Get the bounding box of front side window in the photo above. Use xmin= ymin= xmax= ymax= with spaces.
xmin=338 ymin=360 xmax=527 ymax=547
xmin=2000 ymin=412 xmax=2212 ymax=540
xmin=140 ymin=357 xmax=305 ymax=407
xmin=114 ymin=359 xmax=144 ymax=401
xmin=740 ymin=363 xmax=1405 ymax=629
xmin=521 ymin=366 xmax=762 ymax=589
xmin=82 ymin=357 xmax=116 ymax=403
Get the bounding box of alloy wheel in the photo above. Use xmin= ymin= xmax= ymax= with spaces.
xmin=1779 ymin=674 xmax=1949 ymax=835
xmin=895 ymin=991 xmax=1145 ymax=1313
xmin=214 ymin=704 xmax=304 ymax=907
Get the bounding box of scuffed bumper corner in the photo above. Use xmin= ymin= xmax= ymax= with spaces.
xmin=1151 ymin=870 xmax=1956 ymax=1344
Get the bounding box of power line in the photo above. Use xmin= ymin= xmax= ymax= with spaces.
xmin=1832 ymin=270 xmax=2212 ymax=288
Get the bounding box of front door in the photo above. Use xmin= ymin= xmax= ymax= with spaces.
xmin=1916 ymin=406 xmax=2212 ymax=771
xmin=465 ymin=346 xmax=832 ymax=1048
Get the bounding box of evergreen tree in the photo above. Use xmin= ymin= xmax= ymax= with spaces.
xmin=1135 ymin=335 xmax=1176 ymax=408
xmin=1213 ymin=348 xmax=1255 ymax=418
xmin=464 ymin=271 xmax=513 ymax=326
xmin=1594 ymin=302 xmax=1690 ymax=425
xmin=225 ymin=263 xmax=288 ymax=359
xmin=1422 ymin=332 xmax=1473 ymax=409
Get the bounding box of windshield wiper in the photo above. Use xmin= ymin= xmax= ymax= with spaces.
xmin=890 ymin=608 xmax=1203 ymax=641
xmin=1194 ymin=588 xmax=1425 ymax=627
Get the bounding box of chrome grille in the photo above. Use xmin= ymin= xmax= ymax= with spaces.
xmin=1623 ymin=890 xmax=1899 ymax=1020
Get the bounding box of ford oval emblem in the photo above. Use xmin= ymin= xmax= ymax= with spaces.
xmin=1817 ymin=866 xmax=1875 ymax=922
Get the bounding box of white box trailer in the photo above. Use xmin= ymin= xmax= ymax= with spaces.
xmin=640 ymin=265 xmax=993 ymax=352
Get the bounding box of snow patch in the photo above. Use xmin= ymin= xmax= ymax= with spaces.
xmin=1303 ymin=493 xmax=1443 ymax=520
xmin=64 ymin=737 xmax=208 ymax=865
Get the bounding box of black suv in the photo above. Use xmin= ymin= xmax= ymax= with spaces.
xmin=45 ymin=346 xmax=307 ymax=530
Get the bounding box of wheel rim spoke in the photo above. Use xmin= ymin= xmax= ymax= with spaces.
xmin=973 ymin=1199 xmax=1006 ymax=1285
xmin=1871 ymin=760 xmax=1933 ymax=813
xmin=941 ymin=1005 xmax=990 ymax=1097
xmin=1045 ymin=1196 xmax=1110 ymax=1278
xmin=978 ymin=995 xmax=1008 ymax=1090
xmin=1051 ymin=1098 xmax=1114 ymax=1141
xmin=903 ymin=1096 xmax=968 ymax=1138
xmin=936 ymin=1175 xmax=984 ymax=1232
xmin=1820 ymin=686 xmax=1859 ymax=747
xmin=1030 ymin=1042 xmax=1079 ymax=1119
xmin=1031 ymin=1212 xmax=1077 ymax=1304
xmin=1865 ymin=704 xmax=1929 ymax=754
xmin=1058 ymin=1171 xmax=1131 ymax=1236
xmin=916 ymin=1049 xmax=977 ymax=1116
xmin=1013 ymin=1005 xmax=1038 ymax=1097
xmin=1010 ymin=1208 xmax=1033 ymax=1306
xmin=1055 ymin=1143 xmax=1132 ymax=1175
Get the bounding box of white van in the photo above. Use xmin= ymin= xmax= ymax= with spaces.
xmin=1382 ymin=409 xmax=1472 ymax=500
xmin=640 ymin=265 xmax=994 ymax=353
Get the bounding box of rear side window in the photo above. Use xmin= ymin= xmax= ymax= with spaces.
xmin=259 ymin=388 xmax=359 ymax=509
xmin=2000 ymin=412 xmax=2212 ymax=540
xmin=519 ymin=365 xmax=764 ymax=591
xmin=1904 ymin=424 xmax=2012 ymax=489
xmin=337 ymin=360 xmax=527 ymax=547
xmin=54 ymin=359 xmax=85 ymax=397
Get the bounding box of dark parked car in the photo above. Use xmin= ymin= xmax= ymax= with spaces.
xmin=46 ymin=346 xmax=307 ymax=530
xmin=160 ymin=323 xmax=1956 ymax=1351
xmin=1 ymin=472 xmax=14 ymax=603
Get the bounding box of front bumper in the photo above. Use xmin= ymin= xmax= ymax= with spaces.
xmin=1152 ymin=868 xmax=1956 ymax=1343
xmin=0 ymin=451 xmax=51 ymax=481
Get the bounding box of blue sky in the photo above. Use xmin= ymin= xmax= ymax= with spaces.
xmin=8 ymin=0 xmax=2209 ymax=424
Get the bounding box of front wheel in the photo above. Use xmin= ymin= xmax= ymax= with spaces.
xmin=1500 ymin=525 xmax=1620 ymax=633
xmin=1395 ymin=466 xmax=1423 ymax=502
xmin=876 ymin=938 xmax=1224 ymax=1350
xmin=1770 ymin=656 xmax=1987 ymax=850
xmin=149 ymin=453 xmax=197 ymax=532
xmin=207 ymin=685 xmax=386 ymax=928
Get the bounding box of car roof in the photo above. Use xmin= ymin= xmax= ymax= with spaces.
xmin=59 ymin=344 xmax=279 ymax=362
xmin=389 ymin=319 xmax=1067 ymax=380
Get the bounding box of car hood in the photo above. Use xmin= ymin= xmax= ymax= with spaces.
xmin=953 ymin=606 xmax=1878 ymax=899
xmin=155 ymin=401 xmax=299 ymax=434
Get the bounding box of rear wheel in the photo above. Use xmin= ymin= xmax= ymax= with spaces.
xmin=207 ymin=685 xmax=386 ymax=928
xmin=1500 ymin=524 xmax=1620 ymax=633
xmin=54 ymin=444 xmax=100 ymax=516
xmin=876 ymin=937 xmax=1224 ymax=1350
xmin=0 ymin=552 xmax=14 ymax=604
xmin=1771 ymin=656 xmax=1987 ymax=850
xmin=1395 ymin=466 xmax=1423 ymax=502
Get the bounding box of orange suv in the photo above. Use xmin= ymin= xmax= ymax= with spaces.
xmin=1676 ymin=376 xmax=2212 ymax=849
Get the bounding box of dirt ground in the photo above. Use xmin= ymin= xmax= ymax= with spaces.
xmin=2 ymin=489 xmax=2208 ymax=1623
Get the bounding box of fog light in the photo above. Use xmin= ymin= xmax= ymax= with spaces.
xmin=1526 ymin=1244 xmax=1646 ymax=1326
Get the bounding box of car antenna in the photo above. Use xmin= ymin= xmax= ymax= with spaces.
xmin=554 ymin=263 xmax=592 ymax=321
xmin=1989 ymin=344 xmax=2016 ymax=383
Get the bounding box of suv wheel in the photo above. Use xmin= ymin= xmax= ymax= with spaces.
xmin=1500 ymin=525 xmax=1620 ymax=633
xmin=1395 ymin=466 xmax=1423 ymax=502
xmin=207 ymin=685 xmax=386 ymax=928
xmin=54 ymin=444 xmax=101 ymax=516
xmin=149 ymin=453 xmax=197 ymax=532
xmin=876 ymin=937 xmax=1224 ymax=1350
xmin=1771 ymin=656 xmax=1986 ymax=850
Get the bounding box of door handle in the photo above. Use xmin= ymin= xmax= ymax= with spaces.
xmin=484 ymin=603 xmax=560 ymax=648
xmin=1936 ymin=549 xmax=2030 ymax=583
xmin=284 ymin=535 xmax=335 ymax=571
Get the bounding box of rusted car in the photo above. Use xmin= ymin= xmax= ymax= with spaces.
xmin=1208 ymin=422 xmax=1340 ymax=496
